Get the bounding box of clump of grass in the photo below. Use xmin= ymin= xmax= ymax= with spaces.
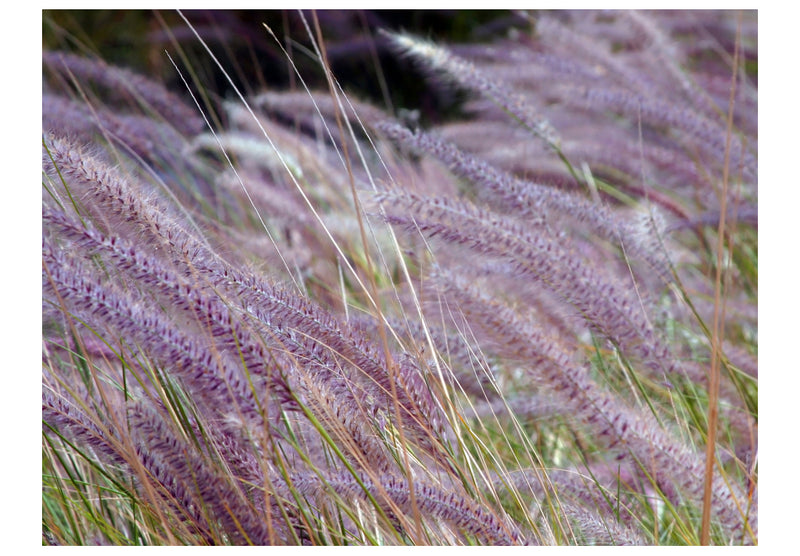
xmin=42 ymin=9 xmax=756 ymax=545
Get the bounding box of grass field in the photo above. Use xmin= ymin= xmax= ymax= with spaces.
xmin=42 ymin=9 xmax=757 ymax=545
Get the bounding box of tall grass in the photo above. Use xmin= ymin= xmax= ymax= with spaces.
xmin=42 ymin=9 xmax=757 ymax=545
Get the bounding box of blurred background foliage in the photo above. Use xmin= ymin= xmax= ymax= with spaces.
xmin=42 ymin=10 xmax=528 ymax=126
